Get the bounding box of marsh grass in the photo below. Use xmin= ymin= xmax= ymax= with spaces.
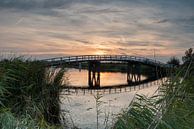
xmin=0 ymin=57 xmax=66 ymax=128
xmin=114 ymin=61 xmax=194 ymax=129
xmin=94 ymin=91 xmax=104 ymax=129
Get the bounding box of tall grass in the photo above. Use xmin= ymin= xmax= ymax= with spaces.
xmin=0 ymin=58 xmax=66 ymax=128
xmin=114 ymin=61 xmax=194 ymax=129
xmin=94 ymin=92 xmax=104 ymax=129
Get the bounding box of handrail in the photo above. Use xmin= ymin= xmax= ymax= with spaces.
xmin=41 ymin=55 xmax=169 ymax=68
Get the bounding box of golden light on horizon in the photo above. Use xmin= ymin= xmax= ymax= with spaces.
xmin=0 ymin=0 xmax=190 ymax=61
xmin=94 ymin=50 xmax=106 ymax=55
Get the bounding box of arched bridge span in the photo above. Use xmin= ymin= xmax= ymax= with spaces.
xmin=42 ymin=55 xmax=170 ymax=88
xmin=42 ymin=55 xmax=168 ymax=67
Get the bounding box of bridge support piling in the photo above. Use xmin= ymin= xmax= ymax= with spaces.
xmin=88 ymin=61 xmax=101 ymax=88
xmin=127 ymin=62 xmax=141 ymax=85
xmin=79 ymin=62 xmax=82 ymax=72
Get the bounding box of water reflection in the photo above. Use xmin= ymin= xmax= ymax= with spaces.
xmin=64 ymin=68 xmax=146 ymax=87
xmin=60 ymin=84 xmax=160 ymax=129
xmin=60 ymin=68 xmax=165 ymax=129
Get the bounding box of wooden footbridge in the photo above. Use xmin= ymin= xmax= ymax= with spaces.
xmin=42 ymin=55 xmax=170 ymax=88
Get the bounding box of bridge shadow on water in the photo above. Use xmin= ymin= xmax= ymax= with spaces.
xmin=43 ymin=55 xmax=170 ymax=95
xmin=61 ymin=77 xmax=167 ymax=95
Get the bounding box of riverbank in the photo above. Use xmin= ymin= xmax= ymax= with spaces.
xmin=113 ymin=61 xmax=194 ymax=129
xmin=60 ymin=80 xmax=161 ymax=129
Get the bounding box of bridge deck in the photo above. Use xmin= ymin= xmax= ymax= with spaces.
xmin=42 ymin=55 xmax=169 ymax=68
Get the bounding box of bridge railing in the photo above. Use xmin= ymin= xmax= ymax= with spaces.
xmin=42 ymin=55 xmax=167 ymax=67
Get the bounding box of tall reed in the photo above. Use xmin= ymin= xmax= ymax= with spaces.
xmin=0 ymin=58 xmax=66 ymax=128
xmin=114 ymin=61 xmax=194 ymax=129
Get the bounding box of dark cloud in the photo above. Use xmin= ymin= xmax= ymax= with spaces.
xmin=112 ymin=41 xmax=166 ymax=48
xmin=76 ymin=8 xmax=125 ymax=14
xmin=0 ymin=0 xmax=194 ymax=61
xmin=1 ymin=0 xmax=194 ymax=10
xmin=153 ymin=19 xmax=168 ymax=24
xmin=0 ymin=0 xmax=74 ymax=9
xmin=0 ymin=0 xmax=153 ymax=10
xmin=174 ymin=15 xmax=194 ymax=26
xmin=74 ymin=39 xmax=92 ymax=45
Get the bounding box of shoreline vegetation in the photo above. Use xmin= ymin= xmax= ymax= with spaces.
xmin=0 ymin=58 xmax=66 ymax=128
xmin=0 ymin=48 xmax=193 ymax=129
xmin=114 ymin=48 xmax=194 ymax=129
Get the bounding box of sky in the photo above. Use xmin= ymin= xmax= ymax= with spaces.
xmin=0 ymin=0 xmax=194 ymax=62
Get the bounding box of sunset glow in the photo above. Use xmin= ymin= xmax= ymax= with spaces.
xmin=0 ymin=0 xmax=194 ymax=62
xmin=94 ymin=50 xmax=106 ymax=55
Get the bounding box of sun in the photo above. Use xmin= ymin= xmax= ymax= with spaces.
xmin=94 ymin=50 xmax=106 ymax=55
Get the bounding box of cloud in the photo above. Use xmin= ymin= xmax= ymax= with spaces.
xmin=74 ymin=39 xmax=92 ymax=45
xmin=15 ymin=17 xmax=25 ymax=25
xmin=0 ymin=0 xmax=194 ymax=62
xmin=153 ymin=19 xmax=168 ymax=24
xmin=76 ymin=7 xmax=126 ymax=14
xmin=0 ymin=0 xmax=74 ymax=9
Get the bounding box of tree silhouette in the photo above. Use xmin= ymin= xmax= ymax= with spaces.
xmin=182 ymin=48 xmax=194 ymax=76
xmin=167 ymin=56 xmax=180 ymax=67
xmin=182 ymin=48 xmax=194 ymax=64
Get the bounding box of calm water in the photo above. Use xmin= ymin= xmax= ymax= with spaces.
xmin=60 ymin=68 xmax=161 ymax=129
xmin=60 ymin=82 xmax=161 ymax=129
xmin=65 ymin=68 xmax=146 ymax=87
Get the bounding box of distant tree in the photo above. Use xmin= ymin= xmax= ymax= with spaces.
xmin=182 ymin=48 xmax=194 ymax=64
xmin=182 ymin=48 xmax=194 ymax=76
xmin=167 ymin=56 xmax=180 ymax=67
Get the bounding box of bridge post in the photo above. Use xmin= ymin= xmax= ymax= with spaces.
xmin=88 ymin=61 xmax=101 ymax=88
xmin=136 ymin=63 xmax=141 ymax=82
xmin=154 ymin=66 xmax=164 ymax=80
xmin=127 ymin=62 xmax=141 ymax=85
xmin=79 ymin=62 xmax=82 ymax=72
xmin=127 ymin=62 xmax=132 ymax=84
xmin=159 ymin=67 xmax=166 ymax=79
